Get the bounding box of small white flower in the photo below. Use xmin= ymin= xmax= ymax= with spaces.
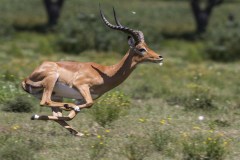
xmin=198 ymin=116 xmax=204 ymax=121
xmin=196 ymin=98 xmax=200 ymax=101
xmin=132 ymin=11 xmax=136 ymax=14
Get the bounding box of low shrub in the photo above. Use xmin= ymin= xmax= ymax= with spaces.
xmin=150 ymin=129 xmax=173 ymax=152
xmin=89 ymin=91 xmax=130 ymax=127
xmin=182 ymin=134 xmax=228 ymax=160
xmin=0 ymin=20 xmax=15 ymax=40
xmin=0 ymin=135 xmax=43 ymax=160
xmin=184 ymin=83 xmax=215 ymax=110
xmin=90 ymin=140 xmax=107 ymax=160
xmin=57 ymin=15 xmax=127 ymax=54
xmin=2 ymin=96 xmax=35 ymax=113
xmin=167 ymin=83 xmax=216 ymax=111
xmin=122 ymin=136 xmax=151 ymax=160
xmin=205 ymin=23 xmax=240 ymax=62
xmin=0 ymin=81 xmax=23 ymax=104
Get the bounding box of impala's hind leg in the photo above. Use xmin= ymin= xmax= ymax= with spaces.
xmin=39 ymin=74 xmax=58 ymax=106
xmin=52 ymin=107 xmax=84 ymax=137
xmin=31 ymin=109 xmax=78 ymax=121
xmin=34 ymin=74 xmax=78 ymax=111
xmin=31 ymin=96 xmax=83 ymax=136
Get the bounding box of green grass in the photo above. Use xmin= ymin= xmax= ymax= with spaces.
xmin=0 ymin=0 xmax=240 ymax=160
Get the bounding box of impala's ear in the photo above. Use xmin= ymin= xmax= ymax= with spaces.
xmin=128 ymin=36 xmax=135 ymax=48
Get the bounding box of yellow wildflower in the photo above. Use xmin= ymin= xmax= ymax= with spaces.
xmin=97 ymin=135 xmax=101 ymax=139
xmin=138 ymin=118 xmax=145 ymax=123
xmin=218 ymin=133 xmax=224 ymax=137
xmin=11 ymin=124 xmax=20 ymax=130
xmin=105 ymin=129 xmax=110 ymax=133
xmin=182 ymin=132 xmax=188 ymax=138
xmin=193 ymin=126 xmax=201 ymax=130
xmin=160 ymin=119 xmax=165 ymax=125
xmin=209 ymin=130 xmax=214 ymax=133
xmin=208 ymin=137 xmax=212 ymax=141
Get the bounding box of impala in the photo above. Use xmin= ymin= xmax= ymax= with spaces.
xmin=22 ymin=7 xmax=163 ymax=136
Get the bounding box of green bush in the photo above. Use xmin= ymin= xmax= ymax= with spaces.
xmin=182 ymin=134 xmax=227 ymax=160
xmin=2 ymin=96 xmax=35 ymax=113
xmin=122 ymin=136 xmax=151 ymax=160
xmin=184 ymin=84 xmax=215 ymax=110
xmin=167 ymin=83 xmax=216 ymax=111
xmin=89 ymin=91 xmax=130 ymax=127
xmin=150 ymin=129 xmax=173 ymax=152
xmin=0 ymin=20 xmax=15 ymax=40
xmin=90 ymin=139 xmax=107 ymax=160
xmin=205 ymin=24 xmax=240 ymax=62
xmin=57 ymin=15 xmax=127 ymax=54
xmin=0 ymin=135 xmax=43 ymax=160
xmin=0 ymin=81 xmax=23 ymax=104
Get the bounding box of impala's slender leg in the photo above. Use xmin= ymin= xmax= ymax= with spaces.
xmin=52 ymin=107 xmax=84 ymax=136
xmin=31 ymin=109 xmax=79 ymax=121
xmin=74 ymin=84 xmax=94 ymax=109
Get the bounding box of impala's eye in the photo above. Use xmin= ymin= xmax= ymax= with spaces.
xmin=138 ymin=48 xmax=146 ymax=53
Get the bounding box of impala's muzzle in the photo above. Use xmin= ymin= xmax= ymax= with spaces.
xmin=159 ymin=55 xmax=163 ymax=60
xmin=153 ymin=55 xmax=163 ymax=63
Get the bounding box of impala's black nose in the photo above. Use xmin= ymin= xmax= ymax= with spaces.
xmin=159 ymin=55 xmax=163 ymax=60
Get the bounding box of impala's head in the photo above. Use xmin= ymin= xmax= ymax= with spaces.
xmin=100 ymin=6 xmax=163 ymax=65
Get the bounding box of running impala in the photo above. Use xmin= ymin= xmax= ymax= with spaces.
xmin=22 ymin=7 xmax=163 ymax=136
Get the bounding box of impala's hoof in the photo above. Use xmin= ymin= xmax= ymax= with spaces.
xmin=31 ymin=114 xmax=39 ymax=120
xmin=75 ymin=132 xmax=84 ymax=137
xmin=74 ymin=106 xmax=80 ymax=112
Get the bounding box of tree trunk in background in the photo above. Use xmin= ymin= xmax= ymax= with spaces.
xmin=190 ymin=0 xmax=223 ymax=34
xmin=43 ymin=0 xmax=65 ymax=27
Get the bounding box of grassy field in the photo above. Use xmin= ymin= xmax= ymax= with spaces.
xmin=0 ymin=0 xmax=240 ymax=160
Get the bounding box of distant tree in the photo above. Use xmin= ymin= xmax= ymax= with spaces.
xmin=43 ymin=0 xmax=65 ymax=27
xmin=190 ymin=0 xmax=224 ymax=34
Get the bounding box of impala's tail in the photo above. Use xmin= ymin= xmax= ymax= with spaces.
xmin=21 ymin=78 xmax=43 ymax=94
xmin=21 ymin=79 xmax=29 ymax=93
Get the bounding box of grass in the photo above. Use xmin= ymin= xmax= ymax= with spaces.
xmin=0 ymin=0 xmax=240 ymax=160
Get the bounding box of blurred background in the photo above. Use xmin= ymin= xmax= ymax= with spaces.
xmin=0 ymin=0 xmax=240 ymax=160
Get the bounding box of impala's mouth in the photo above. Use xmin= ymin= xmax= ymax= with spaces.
xmin=153 ymin=57 xmax=163 ymax=65
xmin=158 ymin=57 xmax=163 ymax=66
xmin=143 ymin=57 xmax=163 ymax=65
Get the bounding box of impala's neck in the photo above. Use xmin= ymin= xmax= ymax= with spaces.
xmin=105 ymin=49 xmax=137 ymax=86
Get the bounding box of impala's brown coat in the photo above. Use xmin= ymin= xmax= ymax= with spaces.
xmin=21 ymin=8 xmax=163 ymax=136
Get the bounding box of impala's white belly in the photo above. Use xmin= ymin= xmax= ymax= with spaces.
xmin=29 ymin=82 xmax=99 ymax=101
xmin=53 ymin=82 xmax=82 ymax=99
xmin=53 ymin=82 xmax=99 ymax=100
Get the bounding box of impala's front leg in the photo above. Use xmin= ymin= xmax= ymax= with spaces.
xmin=74 ymin=84 xmax=94 ymax=110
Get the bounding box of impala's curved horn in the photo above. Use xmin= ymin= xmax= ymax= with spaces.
xmin=99 ymin=4 xmax=144 ymax=44
xmin=112 ymin=7 xmax=122 ymax=26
